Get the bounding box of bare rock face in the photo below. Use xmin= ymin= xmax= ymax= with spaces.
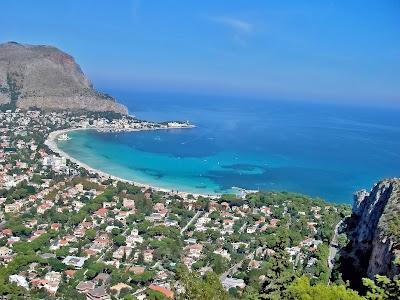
xmin=0 ymin=42 xmax=127 ymax=114
xmin=0 ymin=91 xmax=9 ymax=105
xmin=344 ymin=178 xmax=400 ymax=281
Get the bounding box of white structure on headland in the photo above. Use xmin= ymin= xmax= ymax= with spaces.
xmin=167 ymin=121 xmax=191 ymax=128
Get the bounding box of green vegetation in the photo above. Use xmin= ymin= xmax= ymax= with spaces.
xmin=3 ymin=180 xmax=36 ymax=202
xmin=381 ymin=201 xmax=400 ymax=243
xmin=176 ymin=265 xmax=229 ymax=300
xmin=362 ymin=260 xmax=400 ymax=300
xmin=286 ymin=276 xmax=363 ymax=300
xmin=6 ymin=72 xmax=22 ymax=103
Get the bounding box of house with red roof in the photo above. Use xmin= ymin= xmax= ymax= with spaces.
xmin=94 ymin=208 xmax=108 ymax=218
xmin=148 ymin=284 xmax=174 ymax=299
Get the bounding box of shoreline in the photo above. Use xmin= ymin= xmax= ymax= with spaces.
xmin=45 ymin=127 xmax=222 ymax=199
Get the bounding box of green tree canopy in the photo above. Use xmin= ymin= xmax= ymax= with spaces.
xmin=286 ymin=276 xmax=363 ymax=300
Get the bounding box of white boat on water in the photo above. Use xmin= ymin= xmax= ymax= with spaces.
xmin=57 ymin=133 xmax=70 ymax=141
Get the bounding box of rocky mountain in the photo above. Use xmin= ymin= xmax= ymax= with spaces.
xmin=339 ymin=178 xmax=400 ymax=288
xmin=0 ymin=42 xmax=127 ymax=114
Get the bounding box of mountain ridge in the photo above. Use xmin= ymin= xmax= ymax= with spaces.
xmin=0 ymin=41 xmax=127 ymax=114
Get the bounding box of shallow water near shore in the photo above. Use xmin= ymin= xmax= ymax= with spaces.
xmin=58 ymin=89 xmax=400 ymax=203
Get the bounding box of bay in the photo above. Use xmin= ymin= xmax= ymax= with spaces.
xmin=58 ymin=89 xmax=400 ymax=203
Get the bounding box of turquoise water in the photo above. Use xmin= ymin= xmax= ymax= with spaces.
xmin=58 ymin=90 xmax=400 ymax=203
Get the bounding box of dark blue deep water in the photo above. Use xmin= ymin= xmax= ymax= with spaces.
xmin=59 ymin=89 xmax=400 ymax=203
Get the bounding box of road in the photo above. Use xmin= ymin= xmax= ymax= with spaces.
xmin=328 ymin=219 xmax=344 ymax=270
xmin=220 ymin=253 xmax=253 ymax=281
xmin=220 ymin=261 xmax=244 ymax=281
xmin=180 ymin=210 xmax=203 ymax=235
xmin=97 ymin=227 xmax=130 ymax=262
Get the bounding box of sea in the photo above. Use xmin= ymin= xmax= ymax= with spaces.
xmin=57 ymin=88 xmax=400 ymax=203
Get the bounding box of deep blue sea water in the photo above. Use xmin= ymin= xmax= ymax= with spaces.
xmin=58 ymin=89 xmax=400 ymax=203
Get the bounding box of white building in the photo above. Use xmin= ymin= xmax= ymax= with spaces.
xmin=9 ymin=275 xmax=29 ymax=289
xmin=62 ymin=256 xmax=87 ymax=269
xmin=221 ymin=277 xmax=246 ymax=290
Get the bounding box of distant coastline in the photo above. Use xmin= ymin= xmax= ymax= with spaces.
xmin=45 ymin=127 xmax=222 ymax=199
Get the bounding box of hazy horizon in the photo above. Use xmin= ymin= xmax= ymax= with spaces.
xmin=2 ymin=0 xmax=399 ymax=107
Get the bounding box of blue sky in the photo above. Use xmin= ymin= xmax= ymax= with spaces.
xmin=1 ymin=0 xmax=400 ymax=106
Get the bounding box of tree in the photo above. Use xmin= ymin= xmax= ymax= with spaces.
xmin=312 ymin=244 xmax=330 ymax=284
xmin=12 ymin=231 xmax=56 ymax=254
xmin=207 ymin=254 xmax=228 ymax=275
xmin=113 ymin=235 xmax=126 ymax=247
xmin=7 ymin=223 xmax=32 ymax=237
xmin=85 ymin=229 xmax=96 ymax=241
xmin=337 ymin=233 xmax=348 ymax=248
xmin=257 ymin=233 xmax=295 ymax=299
xmin=112 ymin=227 xmax=121 ymax=236
xmin=31 ymin=174 xmax=43 ymax=185
xmin=85 ymin=269 xmax=97 ymax=280
xmin=56 ymin=247 xmax=70 ymax=258
xmin=48 ymin=258 xmax=66 ymax=272
xmin=242 ymin=286 xmax=263 ymax=300
xmin=85 ymin=261 xmax=109 ymax=278
xmin=147 ymin=289 xmax=168 ymax=300
xmin=363 ymin=274 xmax=400 ymax=300
xmin=123 ymin=295 xmax=138 ymax=300
xmin=209 ymin=211 xmax=220 ymax=220
xmin=176 ymin=265 xmax=229 ymax=300
xmin=286 ymin=276 xmax=363 ymax=300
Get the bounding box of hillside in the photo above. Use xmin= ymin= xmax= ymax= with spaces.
xmin=0 ymin=42 xmax=127 ymax=114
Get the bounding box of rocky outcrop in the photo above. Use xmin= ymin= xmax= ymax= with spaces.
xmin=342 ymin=178 xmax=400 ymax=284
xmin=0 ymin=42 xmax=127 ymax=114
xmin=0 ymin=91 xmax=9 ymax=105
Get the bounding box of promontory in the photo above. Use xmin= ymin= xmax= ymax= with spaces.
xmin=0 ymin=42 xmax=127 ymax=114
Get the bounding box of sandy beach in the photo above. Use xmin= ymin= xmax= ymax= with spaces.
xmin=45 ymin=127 xmax=220 ymax=199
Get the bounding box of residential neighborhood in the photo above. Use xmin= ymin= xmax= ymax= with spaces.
xmin=0 ymin=109 xmax=349 ymax=299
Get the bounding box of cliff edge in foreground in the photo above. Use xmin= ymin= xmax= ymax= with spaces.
xmin=0 ymin=42 xmax=127 ymax=114
xmin=340 ymin=178 xmax=400 ymax=288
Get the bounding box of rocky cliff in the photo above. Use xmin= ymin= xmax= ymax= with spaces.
xmin=340 ymin=178 xmax=400 ymax=287
xmin=0 ymin=42 xmax=127 ymax=114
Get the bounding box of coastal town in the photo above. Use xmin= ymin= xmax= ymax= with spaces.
xmin=0 ymin=109 xmax=350 ymax=299
xmin=1 ymin=3 xmax=399 ymax=296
